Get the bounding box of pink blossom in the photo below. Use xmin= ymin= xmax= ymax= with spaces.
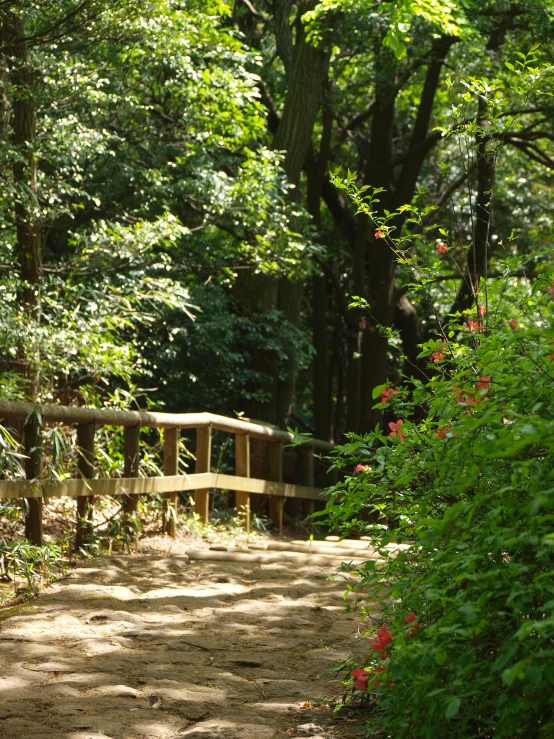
xmin=388 ymin=419 xmax=406 ymax=441
xmin=436 ymin=241 xmax=448 ymax=254
xmin=476 ymin=376 xmax=491 ymax=391
xmin=380 ymin=387 xmax=398 ymax=405
xmin=350 ymin=666 xmax=369 ymax=691
xmin=404 ymin=612 xmax=420 ymax=639
xmin=371 ymin=625 xmax=394 ymax=659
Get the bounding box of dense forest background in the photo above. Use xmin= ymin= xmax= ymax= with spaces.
xmin=2 ymin=0 xmax=553 ymax=440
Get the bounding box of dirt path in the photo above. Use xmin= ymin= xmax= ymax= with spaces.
xmin=0 ymin=538 xmax=373 ymax=739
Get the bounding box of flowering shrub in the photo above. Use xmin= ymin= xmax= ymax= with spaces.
xmin=325 ymin=282 xmax=554 ymax=737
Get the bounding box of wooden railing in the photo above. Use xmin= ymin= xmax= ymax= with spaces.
xmin=0 ymin=400 xmax=333 ymax=547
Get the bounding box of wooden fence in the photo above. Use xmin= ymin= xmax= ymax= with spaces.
xmin=0 ymin=400 xmax=333 ymax=547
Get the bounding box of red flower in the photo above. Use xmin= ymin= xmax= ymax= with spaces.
xmin=479 ymin=304 xmax=486 ymax=317
xmin=436 ymin=241 xmax=448 ymax=254
xmin=466 ymin=394 xmax=483 ymax=406
xmin=476 ymin=376 xmax=491 ymax=391
xmin=380 ymin=387 xmax=398 ymax=405
xmin=509 ymin=319 xmax=517 ymax=329
xmin=354 ymin=463 xmax=371 ymax=475
xmin=432 ymin=351 xmax=445 ymax=363
xmin=375 ymin=229 xmax=385 ymax=239
xmin=388 ymin=419 xmax=406 ymax=440
xmin=452 ymin=386 xmax=465 ymax=403
xmin=466 ymin=320 xmax=482 ymax=332
xmin=350 ymin=667 xmax=369 ymax=691
xmin=371 ymin=624 xmax=394 ymax=659
xmin=404 ymin=611 xmax=420 ymax=639
xmin=436 ymin=426 xmax=450 ymax=439
xmin=548 ymin=354 xmax=554 ymax=360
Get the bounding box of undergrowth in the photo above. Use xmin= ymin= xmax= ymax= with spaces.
xmin=323 ymin=283 xmax=554 ymax=738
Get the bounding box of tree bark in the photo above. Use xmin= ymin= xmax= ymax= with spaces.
xmin=360 ymin=47 xmax=398 ymax=431
xmin=272 ymin=0 xmax=330 ymax=187
xmin=234 ymin=0 xmax=330 ymax=429
xmin=306 ymin=87 xmax=333 ymax=441
xmin=4 ymin=4 xmax=43 ymax=542
xmin=5 ymin=6 xmax=42 ymax=329
xmin=450 ymin=97 xmax=495 ymax=316
xmin=359 ymin=39 xmax=454 ymax=430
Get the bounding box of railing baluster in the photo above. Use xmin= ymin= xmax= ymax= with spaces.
xmin=23 ymin=412 xmax=42 ymax=546
xmin=235 ymin=433 xmax=250 ymax=531
xmin=194 ymin=426 xmax=212 ymax=524
xmin=268 ymin=440 xmax=284 ymax=536
xmin=75 ymin=422 xmax=95 ymax=551
xmin=162 ymin=427 xmax=179 ymax=537
xmin=0 ymin=403 xmax=331 ymax=534
xmin=122 ymin=424 xmax=140 ymax=516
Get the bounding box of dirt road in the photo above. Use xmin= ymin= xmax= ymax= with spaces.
xmin=0 ymin=538 xmax=372 ymax=739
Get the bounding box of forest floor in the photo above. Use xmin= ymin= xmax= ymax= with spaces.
xmin=0 ymin=532 xmax=375 ymax=739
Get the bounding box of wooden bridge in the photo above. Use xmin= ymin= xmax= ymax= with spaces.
xmin=0 ymin=400 xmax=334 ymax=548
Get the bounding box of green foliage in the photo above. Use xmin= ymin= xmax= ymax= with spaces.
xmin=147 ymin=282 xmax=314 ymax=415
xmin=0 ymin=426 xmax=25 ymax=481
xmin=0 ymin=539 xmax=68 ymax=594
xmin=304 ymin=0 xmax=468 ymax=57
xmin=322 ymin=282 xmax=554 ymax=737
xmin=1 ymin=0 xmax=318 ymax=408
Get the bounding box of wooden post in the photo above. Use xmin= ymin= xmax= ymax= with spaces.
xmin=235 ymin=434 xmax=250 ymax=531
xmin=302 ymin=445 xmax=315 ymax=517
xmin=268 ymin=440 xmax=284 ymax=536
xmin=75 ymin=422 xmax=95 ymax=551
xmin=194 ymin=426 xmax=212 ymax=524
xmin=122 ymin=424 xmax=140 ymax=514
xmin=162 ymin=427 xmax=179 ymax=537
xmin=23 ymin=412 xmax=42 ymax=545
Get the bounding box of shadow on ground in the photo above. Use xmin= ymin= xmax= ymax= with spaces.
xmin=0 ymin=541 xmax=374 ymax=739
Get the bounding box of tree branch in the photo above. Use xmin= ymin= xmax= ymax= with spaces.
xmin=273 ymin=0 xmax=294 ymax=75
xmin=393 ymin=35 xmax=458 ymax=209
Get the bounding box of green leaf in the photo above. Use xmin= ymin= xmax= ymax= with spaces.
xmin=445 ymin=697 xmax=461 ymax=719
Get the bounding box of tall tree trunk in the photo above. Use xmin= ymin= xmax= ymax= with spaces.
xmin=4 ymin=4 xmax=43 ymax=543
xmin=235 ymin=0 xmax=330 ymax=429
xmin=346 ymin=211 xmax=367 ymax=433
xmin=306 ymin=86 xmax=333 ymax=442
xmin=360 ymin=47 xmax=397 ymax=431
xmin=311 ymin=272 xmax=330 ymax=439
xmin=450 ymin=96 xmax=495 ymax=316
xmin=5 ymin=5 xmax=42 ymax=385
xmin=360 ymin=39 xmax=454 ymax=430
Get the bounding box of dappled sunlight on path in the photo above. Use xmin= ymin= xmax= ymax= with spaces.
xmin=0 ymin=540 xmax=374 ymax=739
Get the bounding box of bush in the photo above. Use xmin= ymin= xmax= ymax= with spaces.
xmin=323 ymin=280 xmax=554 ymax=737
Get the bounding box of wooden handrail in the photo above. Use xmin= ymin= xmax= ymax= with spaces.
xmin=0 ymin=400 xmax=333 ymax=451
xmin=0 ymin=473 xmax=326 ymax=502
xmin=0 ymin=400 xmax=334 ymax=547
